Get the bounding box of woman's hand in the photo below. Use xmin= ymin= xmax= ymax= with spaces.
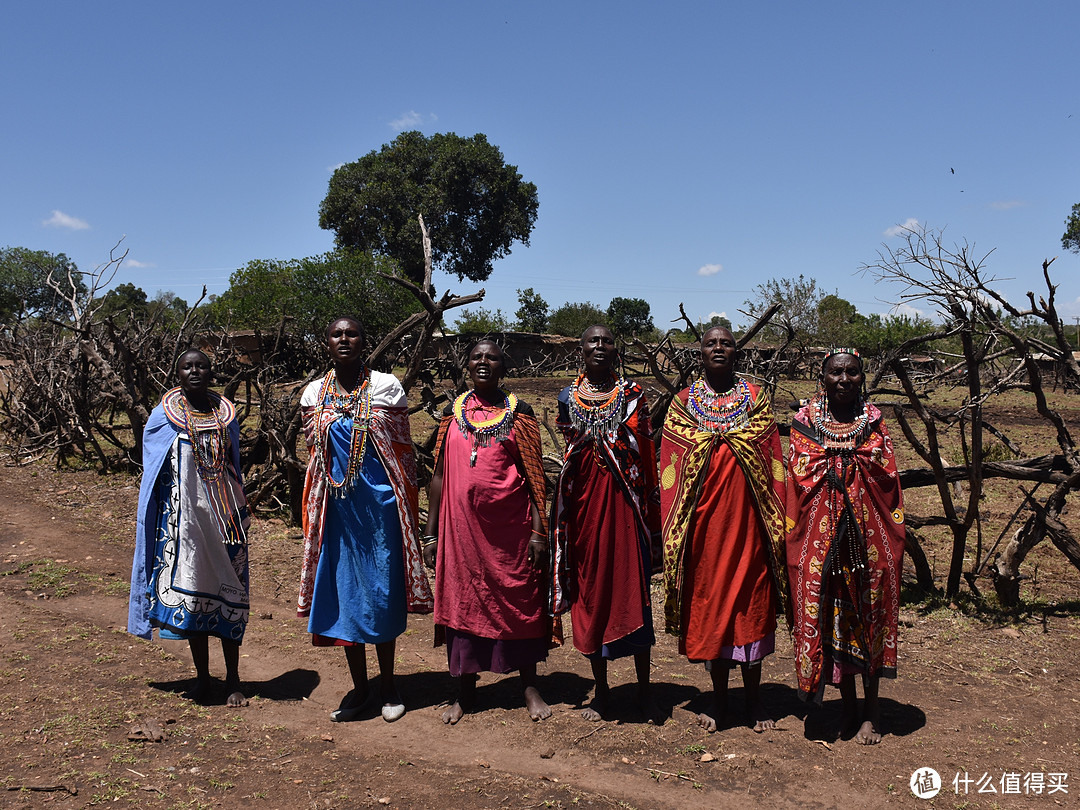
xmin=527 ymin=533 xmax=548 ymax=572
xmin=422 ymin=535 xmax=437 ymax=570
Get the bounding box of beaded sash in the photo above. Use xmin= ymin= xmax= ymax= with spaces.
xmin=313 ymin=368 xmax=373 ymax=496
xmin=452 ymin=388 xmax=518 ymax=466
xmin=161 ymin=387 xmax=234 ymax=482
xmin=567 ymin=372 xmax=625 ymax=440
xmin=807 ymin=392 xmax=870 ymax=450
xmin=686 ymin=377 xmax=752 ymax=433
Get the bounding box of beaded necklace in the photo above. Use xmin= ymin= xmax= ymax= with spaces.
xmin=687 ymin=377 xmax=752 ymax=433
xmin=452 ymin=388 xmax=518 ymax=466
xmin=314 ymin=368 xmax=373 ymax=496
xmin=162 ymin=387 xmax=233 ymax=482
xmin=568 ymin=372 xmax=625 ymax=440
xmin=808 ymin=391 xmax=869 ymax=451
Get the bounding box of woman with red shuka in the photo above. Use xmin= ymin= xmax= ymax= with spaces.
xmin=660 ymin=327 xmax=789 ymax=733
xmin=297 ymin=317 xmax=432 ymax=724
xmin=787 ymin=349 xmax=905 ymax=745
xmin=550 ymin=325 xmax=664 ymax=724
xmin=424 ymin=340 xmax=554 ymax=725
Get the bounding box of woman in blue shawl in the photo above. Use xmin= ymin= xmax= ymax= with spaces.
xmin=128 ymin=349 xmax=251 ymax=706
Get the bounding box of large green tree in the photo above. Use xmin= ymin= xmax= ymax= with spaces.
xmin=319 ymin=131 xmax=539 ymax=285
xmin=514 ymin=287 xmax=549 ymax=333
xmin=210 ymin=250 xmax=419 ymax=340
xmin=606 ymin=296 xmax=654 ymax=338
xmin=1062 ymin=202 xmax=1080 ymax=253
xmin=816 ymin=293 xmax=858 ymax=347
xmin=452 ymin=306 xmax=509 ymax=333
xmin=0 ymin=246 xmax=87 ymax=321
xmin=547 ymin=301 xmax=608 ymax=338
xmin=743 ymin=275 xmax=821 ymax=346
xmin=98 ymin=282 xmax=149 ymax=323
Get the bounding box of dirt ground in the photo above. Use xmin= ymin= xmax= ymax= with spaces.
xmin=1 ymin=380 xmax=1079 ymax=810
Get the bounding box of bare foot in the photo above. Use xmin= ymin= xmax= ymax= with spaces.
xmin=638 ymin=698 xmax=665 ymax=726
xmin=224 ymin=678 xmax=247 ymax=707
xmin=697 ymin=711 xmax=719 ymax=733
xmin=188 ymin=677 xmax=212 ymax=704
xmin=441 ymin=701 xmax=465 ymax=725
xmin=581 ymin=691 xmax=607 ymax=722
xmin=524 ymin=686 xmax=551 ymax=721
xmin=855 ymin=720 xmax=882 ymax=745
xmin=749 ymin=703 xmax=775 ymax=733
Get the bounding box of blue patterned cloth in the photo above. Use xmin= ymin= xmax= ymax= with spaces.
xmin=306 ymin=417 xmax=406 ymax=644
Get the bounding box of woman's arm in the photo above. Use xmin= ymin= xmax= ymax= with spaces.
xmin=422 ymin=452 xmax=444 ymax=569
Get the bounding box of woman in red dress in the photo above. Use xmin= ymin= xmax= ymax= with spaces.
xmin=787 ymin=349 xmax=905 ymax=744
xmin=660 ymin=327 xmax=789 ymax=732
xmin=425 ymin=340 xmax=552 ymax=724
xmin=550 ymin=325 xmax=663 ymax=723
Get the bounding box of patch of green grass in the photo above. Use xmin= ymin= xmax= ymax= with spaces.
xmin=26 ymin=559 xmax=77 ymax=598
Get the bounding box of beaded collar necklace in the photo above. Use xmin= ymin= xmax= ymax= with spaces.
xmin=687 ymin=377 xmax=751 ymax=434
xmin=808 ymin=391 xmax=869 ymax=451
xmin=162 ymin=387 xmax=233 ymax=481
xmin=453 ymin=388 xmax=518 ymax=466
xmin=568 ymin=372 xmax=624 ymax=440
xmin=314 ymin=368 xmax=373 ymax=495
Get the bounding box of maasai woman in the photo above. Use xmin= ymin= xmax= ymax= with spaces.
xmin=424 ymin=340 xmax=552 ymax=724
xmin=129 ymin=349 xmax=250 ymax=707
xmin=660 ymin=327 xmax=788 ymax=732
xmin=550 ymin=325 xmax=663 ymax=723
xmin=787 ymin=349 xmax=904 ymax=745
xmin=298 ymin=317 xmax=432 ymax=723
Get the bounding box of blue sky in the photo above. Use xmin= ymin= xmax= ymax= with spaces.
xmin=3 ymin=2 xmax=1078 ymax=330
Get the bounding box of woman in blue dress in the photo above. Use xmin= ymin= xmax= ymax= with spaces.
xmin=129 ymin=349 xmax=251 ymax=706
xmin=297 ymin=317 xmax=433 ymax=722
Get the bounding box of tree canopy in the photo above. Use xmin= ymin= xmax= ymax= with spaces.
xmin=1062 ymin=202 xmax=1080 ymax=253
xmin=606 ymin=296 xmax=654 ymax=338
xmin=0 ymin=246 xmax=87 ymax=322
xmin=514 ymin=287 xmax=549 ymax=333
xmin=547 ymin=301 xmax=607 ymax=338
xmin=209 ymin=250 xmax=419 ymax=341
xmin=452 ymin=306 xmax=509 ymax=334
xmin=743 ymin=275 xmax=821 ymax=347
xmin=319 ymin=131 xmax=539 ymax=285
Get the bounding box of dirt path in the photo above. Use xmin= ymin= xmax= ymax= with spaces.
xmin=1 ymin=462 xmax=1078 ymax=809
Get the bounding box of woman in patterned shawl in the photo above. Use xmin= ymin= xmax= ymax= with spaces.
xmin=424 ymin=340 xmax=552 ymax=725
xmin=550 ymin=325 xmax=663 ymax=723
xmin=786 ymin=349 xmax=905 ymax=745
xmin=129 ymin=349 xmax=251 ymax=707
xmin=297 ymin=317 xmax=432 ymax=723
xmin=660 ymin=327 xmax=788 ymax=732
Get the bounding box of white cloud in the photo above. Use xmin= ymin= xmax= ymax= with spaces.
xmin=388 ymin=111 xmax=421 ymax=130
xmin=884 ymin=218 xmax=920 ymax=238
xmin=889 ymin=302 xmax=925 ymax=320
xmin=327 ymin=162 xmax=346 ymax=173
xmin=389 ymin=110 xmax=437 ymax=130
xmin=708 ymin=311 xmax=728 ymax=321
xmin=42 ymin=210 xmax=89 ymax=230
xmin=697 ymin=263 xmax=723 ymax=277
xmin=125 ymin=259 xmax=155 ymax=268
xmin=990 ymin=200 xmax=1026 ymax=211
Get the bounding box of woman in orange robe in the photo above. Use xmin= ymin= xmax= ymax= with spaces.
xmin=660 ymin=327 xmax=788 ymax=732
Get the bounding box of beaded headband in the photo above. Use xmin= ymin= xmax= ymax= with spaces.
xmin=821 ymin=347 xmax=862 ymax=373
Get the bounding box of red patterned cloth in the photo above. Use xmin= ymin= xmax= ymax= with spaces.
xmin=660 ymin=383 xmax=788 ymax=639
xmin=786 ymin=401 xmax=905 ymax=702
xmin=549 ymin=380 xmax=661 ymax=654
